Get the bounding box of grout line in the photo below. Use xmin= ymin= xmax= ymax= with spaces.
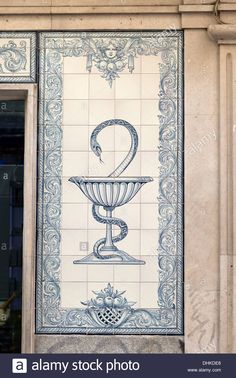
xmin=61 ymin=124 xmax=166 ymax=127
xmin=60 ymin=46 xmax=64 ymax=280
xmin=86 ymin=71 xmax=91 ymax=300
xmin=59 ymin=228 xmax=157 ymax=232
xmin=139 ymin=56 xmax=143 ymax=308
xmin=113 ymin=76 xmax=117 ymax=287
xmin=61 ymin=281 xmax=159 ymax=284
xmin=61 ymin=149 xmax=160 ymax=153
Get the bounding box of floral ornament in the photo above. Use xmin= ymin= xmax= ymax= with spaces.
xmin=81 ymin=283 xmax=136 ymax=328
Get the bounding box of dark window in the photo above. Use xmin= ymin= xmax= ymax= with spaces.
xmin=0 ymin=100 xmax=24 ymax=353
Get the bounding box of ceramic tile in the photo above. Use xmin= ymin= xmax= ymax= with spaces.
xmin=61 ymin=203 xmax=88 ymax=229
xmin=64 ymin=56 xmax=88 ymax=74
xmin=141 ymin=55 xmax=161 ymax=74
xmin=115 ymin=74 xmax=140 ymax=99
xmin=141 ymin=74 xmax=160 ymax=99
xmin=21 ymin=47 xmax=32 ymax=76
xmin=89 ymin=74 xmax=115 ymax=99
xmin=141 ymin=230 xmax=158 ymax=256
xmin=88 ymin=151 xmax=115 ymax=176
xmin=61 ymin=282 xmax=88 ymax=308
xmin=140 ymin=283 xmax=158 ymax=308
xmin=87 ymin=282 xmax=115 ymax=301
xmin=86 ymin=228 xmax=140 ymax=260
xmin=141 ymin=152 xmax=158 ymax=176
xmin=115 ymin=204 xmax=141 ymax=230
xmin=61 ymin=256 xmax=88 ymax=282
xmin=63 ymin=74 xmax=89 ymax=99
xmin=62 ymin=126 xmax=89 ymax=151
xmin=87 ymin=265 xmax=114 ymax=283
xmin=114 ymin=282 xmax=141 ymax=308
xmin=63 ymin=100 xmax=89 ymax=125
xmin=62 ymin=177 xmax=89 ymax=204
xmin=89 ymin=100 xmax=115 ymax=125
xmin=141 ymin=203 xmax=158 ymax=230
xmin=89 ymin=125 xmax=115 ymax=152
xmin=115 ymin=151 xmax=141 ymax=176
xmin=37 ymin=32 xmax=183 ymax=335
xmin=119 ymin=55 xmax=141 ymax=74
xmin=62 ymin=151 xmax=89 ymax=177
xmin=115 ymin=100 xmax=141 ymax=125
xmin=114 ymin=230 xmax=141 ymax=256
xmin=141 ymin=100 xmax=158 ymax=125
xmin=37 ymin=176 xmax=61 ymax=204
xmin=42 ymin=50 xmax=64 ymax=79
xmin=140 ymin=125 xmax=159 ymax=151
xmin=140 ymin=255 xmax=158 ymax=282
xmin=114 ymin=124 xmax=141 ymax=151
xmin=119 ymin=190 xmax=141 ymax=204
xmin=88 ymin=205 xmax=110 ymax=230
xmin=140 ymin=178 xmax=158 ymax=204
xmin=61 ymin=229 xmax=89 ymax=255
xmin=0 ymin=33 xmax=36 ymax=82
xmin=114 ymin=264 xmax=140 ymax=283
xmin=87 ymin=229 xmax=107 ymax=251
xmin=87 ymin=227 xmax=141 ymax=256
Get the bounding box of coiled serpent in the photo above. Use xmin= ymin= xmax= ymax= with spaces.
xmin=90 ymin=119 xmax=138 ymax=260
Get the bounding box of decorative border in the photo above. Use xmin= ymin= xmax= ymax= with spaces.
xmin=0 ymin=32 xmax=36 ymax=82
xmin=36 ymin=31 xmax=183 ymax=334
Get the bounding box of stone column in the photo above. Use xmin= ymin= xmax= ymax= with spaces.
xmin=208 ymin=24 xmax=236 ymax=353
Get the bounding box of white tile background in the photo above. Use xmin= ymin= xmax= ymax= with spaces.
xmin=60 ymin=54 xmax=162 ymax=309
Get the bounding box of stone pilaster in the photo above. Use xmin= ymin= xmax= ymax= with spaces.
xmin=208 ymin=24 xmax=236 ymax=353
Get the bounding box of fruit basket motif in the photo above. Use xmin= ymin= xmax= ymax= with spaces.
xmin=82 ymin=283 xmax=135 ymax=328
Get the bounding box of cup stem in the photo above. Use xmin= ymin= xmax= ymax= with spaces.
xmin=101 ymin=208 xmax=117 ymax=251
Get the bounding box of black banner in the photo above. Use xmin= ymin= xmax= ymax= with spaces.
xmin=0 ymin=354 xmax=236 ymax=377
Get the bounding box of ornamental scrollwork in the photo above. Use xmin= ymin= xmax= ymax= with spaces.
xmin=47 ymin=33 xmax=178 ymax=87
xmin=0 ymin=40 xmax=27 ymax=73
xmin=37 ymin=32 xmax=183 ymax=334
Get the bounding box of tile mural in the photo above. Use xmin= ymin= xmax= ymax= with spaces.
xmin=37 ymin=31 xmax=183 ymax=334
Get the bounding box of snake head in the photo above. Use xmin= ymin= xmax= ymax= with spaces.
xmin=91 ymin=140 xmax=104 ymax=164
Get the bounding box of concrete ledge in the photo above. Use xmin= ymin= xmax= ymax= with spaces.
xmin=0 ymin=14 xmax=181 ymax=30
xmin=0 ymin=6 xmax=179 ymax=15
xmin=0 ymin=0 xmax=182 ymax=6
xmin=35 ymin=335 xmax=184 ymax=354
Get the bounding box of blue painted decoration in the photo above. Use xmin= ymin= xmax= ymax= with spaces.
xmin=69 ymin=119 xmax=153 ymax=265
xmin=0 ymin=32 xmax=36 ymax=82
xmin=36 ymin=31 xmax=184 ymax=334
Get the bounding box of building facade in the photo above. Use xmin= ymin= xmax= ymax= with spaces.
xmin=0 ymin=0 xmax=235 ymax=354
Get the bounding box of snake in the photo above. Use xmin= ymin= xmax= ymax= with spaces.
xmin=90 ymin=119 xmax=138 ymax=260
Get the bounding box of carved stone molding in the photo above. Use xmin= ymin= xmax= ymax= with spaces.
xmin=208 ymin=24 xmax=236 ymax=43
xmin=208 ymin=23 xmax=236 ymax=353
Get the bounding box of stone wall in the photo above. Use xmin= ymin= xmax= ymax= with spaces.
xmin=0 ymin=0 xmax=235 ymax=354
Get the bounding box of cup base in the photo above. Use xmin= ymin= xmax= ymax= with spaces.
xmin=73 ymin=251 xmax=145 ymax=265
